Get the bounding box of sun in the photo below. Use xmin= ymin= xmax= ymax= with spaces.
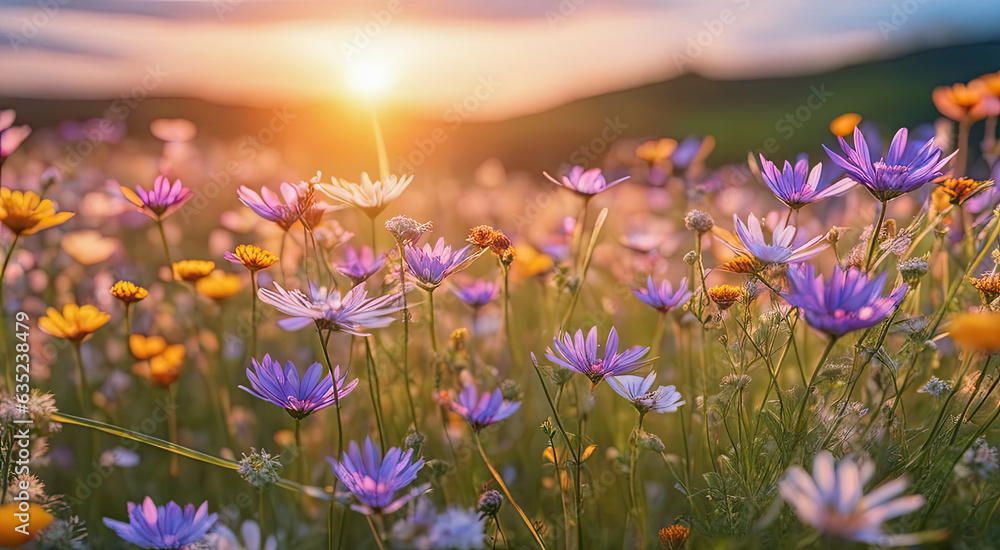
xmin=347 ymin=62 xmax=392 ymax=98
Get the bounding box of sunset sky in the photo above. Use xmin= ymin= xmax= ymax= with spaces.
xmin=3 ymin=0 xmax=1000 ymax=120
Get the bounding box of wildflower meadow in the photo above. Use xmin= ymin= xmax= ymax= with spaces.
xmin=3 ymin=27 xmax=1000 ymax=550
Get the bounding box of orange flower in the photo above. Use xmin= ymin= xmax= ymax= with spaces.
xmin=969 ymin=273 xmax=1000 ymax=305
xmin=129 ymin=334 xmax=168 ymax=360
xmin=658 ymin=524 xmax=690 ymax=549
xmin=636 ymin=138 xmax=677 ymax=165
xmin=111 ymin=281 xmax=148 ymax=304
xmin=708 ymin=284 xmax=742 ymax=310
xmin=936 ymin=177 xmax=994 ymax=206
xmin=933 ymin=81 xmax=1000 ymax=123
xmin=226 ymin=244 xmax=278 ymax=271
xmin=949 ymin=312 xmax=1000 ymax=353
xmin=148 ymin=344 xmax=186 ymax=386
xmin=0 ymin=502 xmax=53 ymax=546
xmin=38 ymin=304 xmax=110 ymax=341
xmin=195 ymin=270 xmax=242 ymax=299
xmin=172 ymin=260 xmax=215 ymax=281
xmin=829 ymin=113 xmax=862 ymax=137
xmin=0 ymin=188 xmax=74 ymax=236
xmin=719 ymin=255 xmax=763 ymax=275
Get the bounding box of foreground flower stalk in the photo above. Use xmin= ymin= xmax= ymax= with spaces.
xmin=473 ymin=433 xmax=547 ymax=549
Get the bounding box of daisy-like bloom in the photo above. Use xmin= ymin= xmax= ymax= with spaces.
xmin=148 ymin=344 xmax=186 ymax=386
xmin=708 ymin=285 xmax=742 ymax=311
xmin=129 ymin=334 xmax=168 ymax=360
xmin=719 ymin=255 xmax=764 ymax=275
xmin=239 ymin=354 xmax=358 ymax=420
xmin=0 ymin=109 xmax=31 ymax=162
xmin=334 ymin=245 xmax=386 ymax=286
xmin=237 ymin=182 xmax=305 ymax=230
xmin=120 ymin=176 xmax=193 ymax=221
xmin=936 ymin=177 xmax=994 ymax=207
xmin=829 ymin=113 xmax=862 ymax=138
xmin=543 ymin=166 xmax=629 ymax=196
xmin=0 ymin=189 xmax=74 ymax=236
xmin=948 ymin=312 xmax=1000 ymax=353
xmin=933 ymin=81 xmax=1000 ymax=124
xmin=404 ymin=238 xmax=482 ymax=291
xmin=195 ymin=271 xmax=242 ymax=299
xmin=385 ymin=216 xmax=432 ymax=245
xmin=657 ymin=524 xmax=690 ymax=550
xmin=172 ymin=260 xmax=215 ymax=282
xmin=103 ymin=497 xmax=218 ymax=549
xmin=545 ymin=327 xmax=651 ymax=386
xmin=453 ymin=279 xmax=500 ymax=309
xmin=225 ymin=244 xmax=278 ymax=272
xmin=970 ymin=272 xmax=1000 ymax=304
xmin=327 ymin=437 xmax=425 ymax=515
xmin=758 ymin=155 xmax=855 ymax=210
xmin=110 ymin=281 xmax=147 ymax=304
xmin=608 ymin=372 xmax=684 ymax=415
xmin=779 ymin=451 xmax=925 ymax=546
xmin=38 ymin=304 xmax=110 ymax=341
xmin=317 ymin=172 xmax=412 ymax=219
xmin=258 ymin=282 xmax=402 ymax=335
xmin=633 ymin=276 xmax=692 ymax=313
xmin=723 ymin=214 xmax=829 ymax=265
xmin=823 ymin=127 xmax=955 ymax=203
xmin=447 ymin=383 xmax=521 ymax=432
xmin=783 ymin=264 xmax=907 ymax=337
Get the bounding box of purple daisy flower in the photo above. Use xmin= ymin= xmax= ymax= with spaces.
xmin=449 ymin=383 xmax=521 ymax=432
xmin=823 ymin=127 xmax=956 ymax=202
xmin=237 ymin=182 xmax=305 ymax=230
xmin=783 ymin=264 xmax=908 ymax=337
xmin=724 ymin=213 xmax=829 ymax=264
xmin=543 ymin=166 xmax=629 ymax=196
xmin=103 ymin=497 xmax=218 ymax=549
xmin=452 ymin=279 xmax=500 ymax=309
xmin=334 ymin=245 xmax=387 ymax=286
xmin=119 ymin=175 xmax=193 ymax=221
xmin=759 ymin=155 xmax=855 ymax=210
xmin=239 ymin=354 xmax=358 ymax=419
xmin=258 ymin=282 xmax=402 ymax=335
xmin=404 ymin=238 xmax=481 ymax=291
xmin=607 ymin=372 xmax=685 ymax=415
xmin=327 ymin=437 xmax=425 ymax=515
xmin=633 ymin=276 xmax=692 ymax=313
xmin=545 ymin=327 xmax=651 ymax=385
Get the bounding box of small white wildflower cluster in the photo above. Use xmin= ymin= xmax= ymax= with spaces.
xmin=918 ymin=377 xmax=953 ymax=397
xmin=238 ymin=448 xmax=282 ymax=489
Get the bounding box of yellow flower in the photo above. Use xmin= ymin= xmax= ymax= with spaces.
xmin=513 ymin=243 xmax=554 ymax=278
xmin=226 ymin=244 xmax=278 ymax=271
xmin=936 ymin=177 xmax=994 ymax=207
xmin=0 ymin=188 xmax=74 ymax=236
xmin=829 ymin=113 xmax=862 ymax=137
xmin=719 ymin=255 xmax=763 ymax=275
xmin=148 ymin=344 xmax=186 ymax=386
xmin=635 ymin=138 xmax=677 ymax=165
xmin=969 ymin=273 xmax=1000 ymax=305
xmin=317 ymin=172 xmax=412 ymax=219
xmin=172 ymin=260 xmax=215 ymax=281
xmin=38 ymin=304 xmax=110 ymax=341
xmin=196 ymin=270 xmax=242 ymax=299
xmin=658 ymin=524 xmax=690 ymax=549
xmin=0 ymin=502 xmax=53 ymax=546
xmin=129 ymin=334 xmax=168 ymax=360
xmin=949 ymin=312 xmax=1000 ymax=352
xmin=708 ymin=284 xmax=742 ymax=310
xmin=60 ymin=230 xmax=118 ymax=265
xmin=111 ymin=281 xmax=148 ymax=304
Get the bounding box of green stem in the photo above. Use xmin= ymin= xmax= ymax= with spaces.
xmin=365 ymin=338 xmax=386 ymax=451
xmin=317 ymin=330 xmax=344 ymax=458
xmin=428 ymin=289 xmax=439 ymax=354
xmin=250 ymin=273 xmax=258 ymax=359
xmin=155 ymin=219 xmax=173 ymax=272
xmin=366 ymin=514 xmax=386 ymax=550
xmin=396 ymin=243 xmax=418 ymax=431
xmin=70 ymin=341 xmax=90 ymax=414
xmin=167 ymin=384 xmax=179 ymax=477
xmin=0 ymin=233 xmax=18 ymax=390
xmin=474 ymin=433 xmax=547 ymax=549
xmin=864 ymin=200 xmax=887 ymax=272
xmin=794 ymin=337 xmax=837 ymax=434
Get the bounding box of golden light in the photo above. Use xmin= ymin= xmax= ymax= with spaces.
xmin=347 ymin=62 xmax=393 ymax=98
